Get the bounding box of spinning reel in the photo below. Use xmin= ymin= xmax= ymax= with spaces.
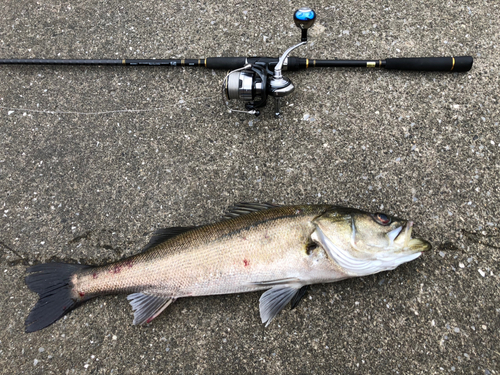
xmin=223 ymin=7 xmax=316 ymax=117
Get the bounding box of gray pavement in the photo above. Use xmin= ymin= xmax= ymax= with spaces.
xmin=0 ymin=1 xmax=499 ymax=374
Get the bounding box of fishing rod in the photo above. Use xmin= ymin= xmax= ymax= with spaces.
xmin=1 ymin=7 xmax=473 ymax=117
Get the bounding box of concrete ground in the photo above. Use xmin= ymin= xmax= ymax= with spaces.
xmin=0 ymin=1 xmax=498 ymax=373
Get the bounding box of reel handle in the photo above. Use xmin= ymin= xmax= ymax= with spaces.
xmin=294 ymin=7 xmax=316 ymax=42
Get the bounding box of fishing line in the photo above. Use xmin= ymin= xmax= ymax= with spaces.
xmin=0 ymin=95 xmax=219 ymax=116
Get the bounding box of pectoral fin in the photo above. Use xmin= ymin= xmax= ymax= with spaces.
xmin=127 ymin=292 xmax=176 ymax=325
xmin=251 ymin=277 xmax=300 ymax=286
xmin=259 ymin=285 xmax=301 ymax=327
xmin=290 ymin=285 xmax=310 ymax=310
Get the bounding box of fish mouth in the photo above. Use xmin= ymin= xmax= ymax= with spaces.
xmin=391 ymin=221 xmax=431 ymax=253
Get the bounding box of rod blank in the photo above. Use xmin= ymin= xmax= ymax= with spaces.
xmin=0 ymin=56 xmax=474 ymax=72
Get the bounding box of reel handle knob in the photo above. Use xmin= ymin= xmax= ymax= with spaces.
xmin=294 ymin=7 xmax=316 ymax=41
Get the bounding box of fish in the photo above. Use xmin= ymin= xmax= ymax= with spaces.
xmin=24 ymin=203 xmax=431 ymax=332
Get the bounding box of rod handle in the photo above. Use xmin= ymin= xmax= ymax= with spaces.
xmin=205 ymin=57 xmax=247 ymax=70
xmin=384 ymin=56 xmax=473 ymax=72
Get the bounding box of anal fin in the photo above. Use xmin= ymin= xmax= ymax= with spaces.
xmin=127 ymin=292 xmax=176 ymax=325
xmin=259 ymin=285 xmax=301 ymax=327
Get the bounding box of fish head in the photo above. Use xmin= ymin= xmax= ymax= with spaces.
xmin=311 ymin=207 xmax=431 ymax=276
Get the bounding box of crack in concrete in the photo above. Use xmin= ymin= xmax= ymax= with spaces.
xmin=68 ymin=229 xmax=124 ymax=256
xmin=67 ymin=230 xmax=94 ymax=244
xmin=0 ymin=240 xmax=25 ymax=260
xmin=462 ymin=229 xmax=500 ymax=250
xmin=0 ymin=229 xmax=128 ymax=267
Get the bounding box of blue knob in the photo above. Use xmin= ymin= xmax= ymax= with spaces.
xmin=294 ymin=7 xmax=316 ymax=29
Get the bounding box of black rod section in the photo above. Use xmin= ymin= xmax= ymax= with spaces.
xmin=309 ymin=59 xmax=381 ymax=68
xmin=383 ymin=56 xmax=473 ymax=72
xmin=0 ymin=58 xmax=124 ymax=65
xmin=0 ymin=58 xmax=206 ymax=67
xmin=306 ymin=56 xmax=473 ymax=72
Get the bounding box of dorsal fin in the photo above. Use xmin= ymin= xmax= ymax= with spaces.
xmin=141 ymin=226 xmax=196 ymax=253
xmin=222 ymin=202 xmax=280 ymax=220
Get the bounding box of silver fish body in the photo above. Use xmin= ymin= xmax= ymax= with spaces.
xmin=25 ymin=203 xmax=431 ymax=332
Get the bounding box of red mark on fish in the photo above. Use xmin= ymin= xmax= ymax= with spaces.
xmin=78 ymin=291 xmax=85 ymax=298
xmin=243 ymin=259 xmax=250 ymax=267
xmin=93 ymin=272 xmax=98 ymax=279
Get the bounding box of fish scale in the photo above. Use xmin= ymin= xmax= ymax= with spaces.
xmin=74 ymin=205 xmax=325 ymax=298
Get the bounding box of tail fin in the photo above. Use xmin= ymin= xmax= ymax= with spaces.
xmin=25 ymin=262 xmax=92 ymax=333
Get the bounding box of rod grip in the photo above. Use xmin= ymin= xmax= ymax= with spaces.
xmin=384 ymin=56 xmax=473 ymax=72
xmin=205 ymin=57 xmax=247 ymax=70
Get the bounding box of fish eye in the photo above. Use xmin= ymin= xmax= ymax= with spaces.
xmin=373 ymin=213 xmax=391 ymax=226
